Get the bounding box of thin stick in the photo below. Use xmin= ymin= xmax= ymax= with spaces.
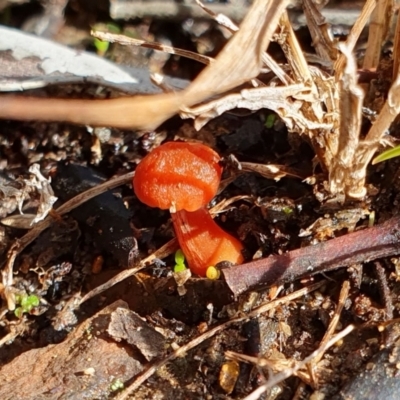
xmin=78 ymin=238 xmax=178 ymax=305
xmin=91 ymin=31 xmax=213 ymax=65
xmin=311 ymin=280 xmax=350 ymax=367
xmin=194 ymin=0 xmax=239 ymax=33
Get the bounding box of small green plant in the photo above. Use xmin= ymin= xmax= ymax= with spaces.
xmin=174 ymin=249 xmax=187 ymax=273
xmin=282 ymin=206 xmax=294 ymax=215
xmin=92 ymin=22 xmax=121 ymax=56
xmin=264 ymin=113 xmax=276 ymax=129
xmin=14 ymin=294 xmax=40 ymax=318
xmin=372 ymin=145 xmax=400 ymax=165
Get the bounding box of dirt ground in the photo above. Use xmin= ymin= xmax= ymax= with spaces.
xmin=1 ymin=1 xmax=400 ymax=399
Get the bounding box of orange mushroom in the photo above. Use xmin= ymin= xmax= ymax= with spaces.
xmin=133 ymin=141 xmax=244 ymax=276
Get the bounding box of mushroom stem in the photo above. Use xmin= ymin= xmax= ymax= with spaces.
xmin=171 ymin=207 xmax=244 ymax=276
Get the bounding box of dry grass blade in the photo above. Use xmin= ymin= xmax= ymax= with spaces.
xmin=276 ymin=10 xmax=341 ymax=175
xmin=343 ymin=20 xmax=400 ymax=197
xmin=195 ymin=0 xmax=292 ymax=86
xmin=0 ymin=324 xmax=26 ymax=348
xmin=240 ymin=161 xmax=308 ymax=181
xmin=0 ymin=93 xmax=184 ymax=130
xmin=91 ymin=30 xmax=213 ymax=65
xmin=310 ymin=280 xmax=350 ymax=370
xmin=363 ymin=0 xmax=393 ymax=69
xmin=278 ymin=11 xmax=313 ymax=84
xmin=210 ymin=195 xmax=252 ymax=215
xmin=350 ymin=63 xmax=400 ymax=193
xmin=195 ymin=0 xmax=271 ymax=89
xmin=329 ymin=43 xmax=364 ymax=198
xmin=277 ymin=10 xmax=332 ymax=166
xmin=302 ymin=0 xmax=338 ymax=66
xmin=392 ymin=3 xmax=400 ymax=80
xmin=334 ymin=0 xmax=376 ymax=77
xmin=200 ymin=0 xmax=292 ymax=87
xmin=182 ymin=0 xmax=290 ymax=102
xmin=262 ymin=52 xmax=293 ymax=85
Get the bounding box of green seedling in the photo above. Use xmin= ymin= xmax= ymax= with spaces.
xmin=14 ymin=308 xmax=24 ymax=318
xmin=93 ymin=22 xmax=121 ymax=56
xmin=265 ymin=113 xmax=276 ymax=129
xmin=372 ymin=145 xmax=400 ymax=165
xmin=282 ymin=206 xmax=294 ymax=215
xmin=174 ymin=249 xmax=187 ymax=273
xmin=14 ymin=294 xmax=40 ymax=318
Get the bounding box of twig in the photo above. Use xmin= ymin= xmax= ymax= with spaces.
xmin=222 ymin=215 xmax=400 ymax=296
xmin=91 ymin=31 xmax=213 ymax=65
xmin=78 ymin=238 xmax=178 ymax=305
xmin=302 ymin=0 xmax=338 ymax=65
xmin=374 ymin=261 xmax=394 ymax=320
xmin=310 ymin=280 xmax=350 ymax=368
xmin=194 ymin=0 xmax=239 ymax=33
xmin=279 ymin=10 xmax=313 ymax=83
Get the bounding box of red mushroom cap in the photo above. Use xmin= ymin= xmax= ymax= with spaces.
xmin=133 ymin=142 xmax=222 ymax=212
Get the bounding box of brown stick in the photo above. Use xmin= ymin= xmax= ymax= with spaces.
xmin=222 ymin=216 xmax=400 ymax=296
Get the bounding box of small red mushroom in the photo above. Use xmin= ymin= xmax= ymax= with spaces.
xmin=133 ymin=141 xmax=244 ymax=276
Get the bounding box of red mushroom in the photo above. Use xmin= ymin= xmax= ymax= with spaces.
xmin=133 ymin=141 xmax=244 ymax=276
